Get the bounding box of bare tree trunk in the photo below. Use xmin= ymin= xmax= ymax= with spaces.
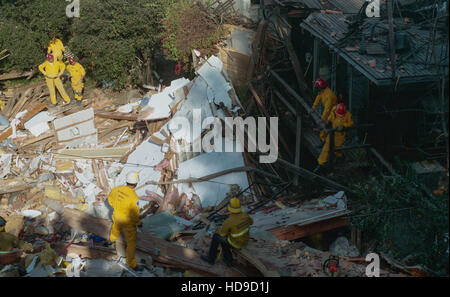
xmin=143 ymin=52 xmax=155 ymax=86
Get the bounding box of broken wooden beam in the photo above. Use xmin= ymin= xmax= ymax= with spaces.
xmin=0 ymin=70 xmax=34 ymax=81
xmin=276 ymin=158 xmax=357 ymax=196
xmin=54 ymin=146 xmax=132 ymax=160
xmin=53 ymin=242 xmax=117 ymax=260
xmin=369 ymin=147 xmax=396 ymax=175
xmin=61 ymin=208 xmax=243 ymax=277
xmin=0 ymin=179 xmax=32 ymax=195
xmin=269 ymin=69 xmax=324 ymax=129
xmin=268 ymin=216 xmax=349 ymax=241
xmin=95 ymin=111 xmax=138 ymax=121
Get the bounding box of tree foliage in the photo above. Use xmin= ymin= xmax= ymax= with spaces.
xmin=69 ymin=0 xmax=172 ymax=89
xmin=0 ymin=0 xmax=172 ymax=89
xmin=0 ymin=0 xmax=70 ymax=70
xmin=351 ymin=171 xmax=449 ymax=274
xmin=161 ymin=0 xmax=224 ymax=72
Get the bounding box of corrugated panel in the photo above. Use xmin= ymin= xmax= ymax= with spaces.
xmin=300 ymin=0 xmax=323 ymax=9
xmin=264 ymin=0 xmax=323 ymax=9
xmin=263 ymin=0 xmax=323 ymax=9
xmin=328 ymin=0 xmax=365 ymax=13
xmin=300 ymin=13 xmax=449 ymax=85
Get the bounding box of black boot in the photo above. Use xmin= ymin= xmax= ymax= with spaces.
xmin=222 ymin=259 xmax=233 ymax=267
xmin=200 ymin=254 xmax=215 ymax=265
xmin=133 ymin=264 xmax=145 ymax=272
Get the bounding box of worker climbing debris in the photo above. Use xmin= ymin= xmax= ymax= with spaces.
xmin=66 ymin=56 xmax=86 ymax=104
xmin=315 ymin=103 xmax=354 ymax=173
xmin=47 ymin=33 xmax=65 ymax=62
xmin=107 ymin=172 xmax=144 ymax=271
xmin=311 ymin=78 xmax=338 ymax=142
xmin=200 ymin=198 xmax=253 ymax=267
xmin=38 ymin=53 xmax=71 ymax=105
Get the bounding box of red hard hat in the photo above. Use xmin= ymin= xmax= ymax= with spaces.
xmin=336 ymin=103 xmax=347 ymax=117
xmin=313 ymin=78 xmax=327 ymax=89
xmin=68 ymin=56 xmax=75 ymax=64
xmin=47 ymin=53 xmax=54 ymax=61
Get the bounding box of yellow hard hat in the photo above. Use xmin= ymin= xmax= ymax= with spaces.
xmin=228 ymin=198 xmax=242 ymax=214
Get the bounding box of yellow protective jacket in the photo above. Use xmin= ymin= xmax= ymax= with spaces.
xmin=312 ymin=87 xmax=338 ymax=121
xmin=38 ymin=60 xmax=66 ymax=79
xmin=107 ymin=186 xmax=141 ymax=226
xmin=47 ymin=39 xmax=65 ymax=59
xmin=67 ymin=62 xmax=86 ymax=85
xmin=326 ymin=105 xmax=354 ymax=143
xmin=217 ymin=212 xmax=253 ymax=249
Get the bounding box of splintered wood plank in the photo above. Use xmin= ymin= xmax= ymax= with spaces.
xmin=0 ymin=179 xmax=31 ymax=195
xmin=95 ymin=111 xmax=138 ymax=121
xmin=18 ymin=132 xmax=55 ymax=149
xmin=268 ymin=216 xmax=349 ymax=241
xmin=54 ymin=146 xmax=132 ymax=159
xmin=61 ymin=208 xmax=243 ymax=277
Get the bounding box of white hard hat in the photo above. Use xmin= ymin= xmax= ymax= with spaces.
xmin=126 ymin=172 xmax=139 ymax=185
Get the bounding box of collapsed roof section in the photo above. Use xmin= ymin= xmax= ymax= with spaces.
xmin=301 ymin=11 xmax=449 ymax=85
xmin=263 ymin=0 xmax=366 ymax=13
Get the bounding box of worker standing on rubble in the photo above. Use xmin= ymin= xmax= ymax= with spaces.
xmin=47 ymin=33 xmax=65 ymax=62
xmin=108 ymin=172 xmax=143 ymax=271
xmin=312 ymin=78 xmax=338 ymax=142
xmin=38 ymin=53 xmax=71 ymax=105
xmin=200 ymin=198 xmax=253 ymax=267
xmin=66 ymin=57 xmax=86 ymax=103
xmin=314 ymin=103 xmax=354 ymax=173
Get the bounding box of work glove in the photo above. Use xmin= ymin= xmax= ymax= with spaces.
xmin=337 ymin=126 xmax=344 ymax=132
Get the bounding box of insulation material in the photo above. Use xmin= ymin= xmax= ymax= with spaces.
xmin=116 ymin=140 xmax=165 ymax=198
xmin=139 ymin=78 xmax=190 ymax=121
xmin=196 ymin=56 xmax=233 ymax=109
xmin=176 ymin=149 xmax=249 ymax=208
xmin=23 ymin=111 xmax=55 ymax=137
xmin=169 ymin=77 xmax=214 ymax=142
xmin=0 ymin=153 xmax=12 ymax=179
xmin=53 ymin=108 xmax=97 ymax=148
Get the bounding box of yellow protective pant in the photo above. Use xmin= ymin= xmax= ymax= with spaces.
xmin=110 ymin=218 xmax=137 ymax=269
xmin=317 ymin=132 xmax=346 ymax=165
xmin=72 ymin=82 xmax=84 ymax=101
xmin=320 ymin=130 xmax=327 ymax=142
xmin=45 ymin=77 xmax=70 ymax=105
xmin=54 ymin=52 xmax=63 ymax=62
xmin=321 ymin=106 xmax=334 ymax=122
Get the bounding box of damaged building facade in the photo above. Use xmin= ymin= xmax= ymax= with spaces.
xmin=253 ymin=0 xmax=448 ymax=188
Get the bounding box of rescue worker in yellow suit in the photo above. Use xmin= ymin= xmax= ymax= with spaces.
xmin=314 ymin=103 xmax=354 ymax=173
xmin=200 ymin=198 xmax=253 ymax=267
xmin=108 ymin=172 xmax=144 ymax=271
xmin=47 ymin=33 xmax=65 ymax=62
xmin=38 ymin=53 xmax=71 ymax=105
xmin=66 ymin=57 xmax=86 ymax=103
xmin=311 ymin=78 xmax=338 ymax=142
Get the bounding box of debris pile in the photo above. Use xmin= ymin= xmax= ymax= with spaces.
xmin=0 ymin=51 xmax=411 ymax=277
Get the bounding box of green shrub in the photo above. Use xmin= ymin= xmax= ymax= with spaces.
xmin=352 ymin=173 xmax=449 ymax=274
xmin=0 ymin=0 xmax=70 ymax=71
